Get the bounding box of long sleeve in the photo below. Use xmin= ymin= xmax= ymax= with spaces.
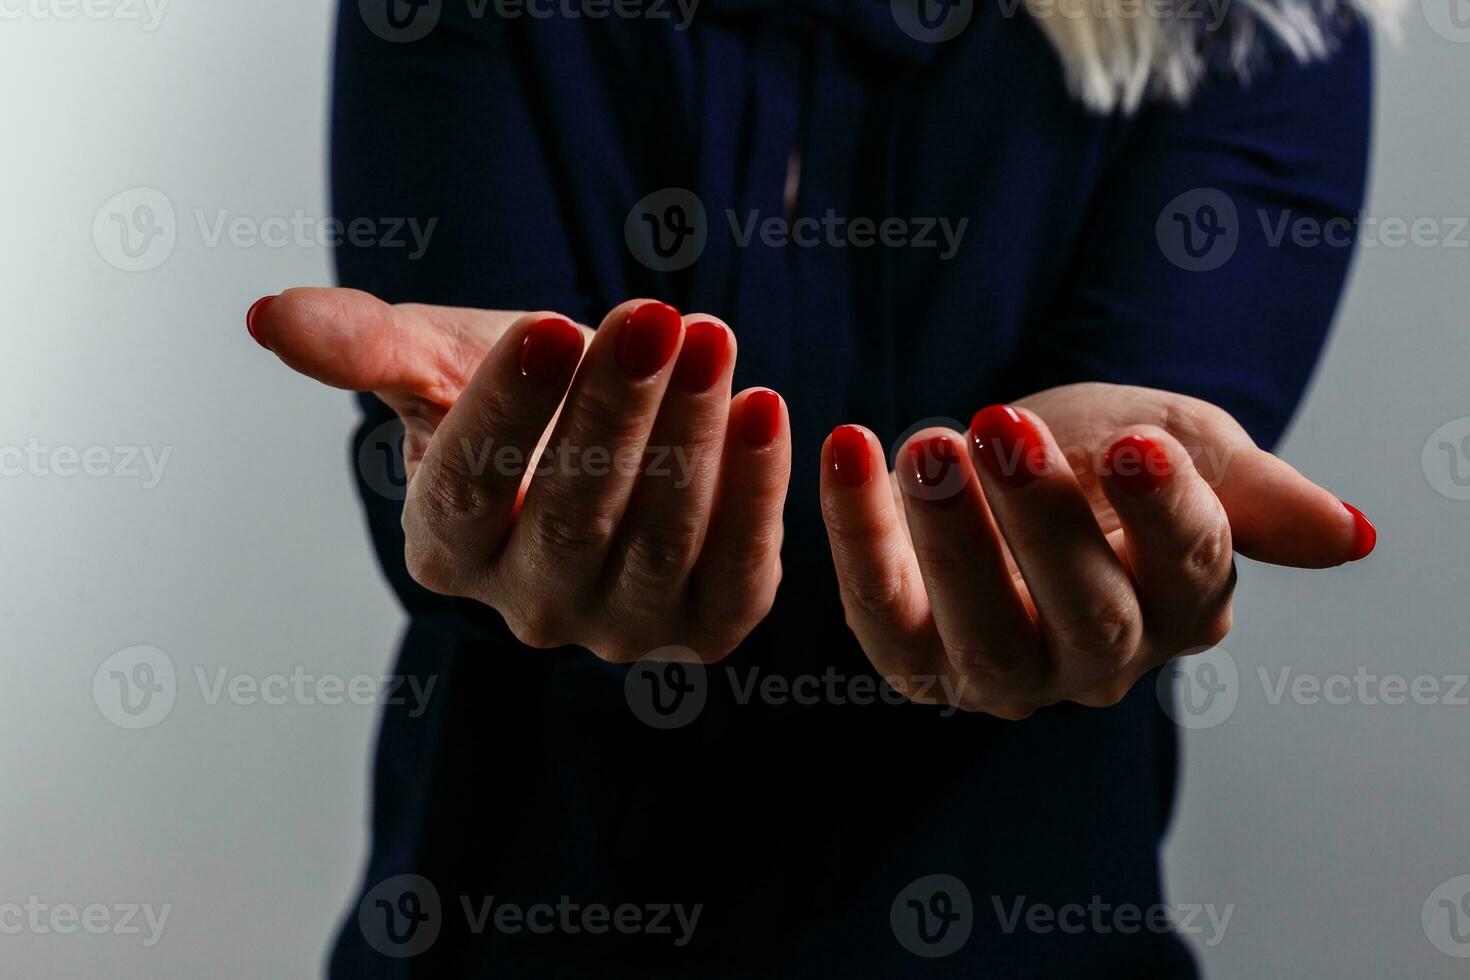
xmin=1013 ymin=23 xmax=1373 ymax=449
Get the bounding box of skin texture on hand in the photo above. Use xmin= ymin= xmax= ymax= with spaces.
xmin=819 ymin=384 xmax=1376 ymax=718
xmin=251 ymin=289 xmax=1375 ymax=714
xmin=249 ymin=287 xmax=790 ymax=664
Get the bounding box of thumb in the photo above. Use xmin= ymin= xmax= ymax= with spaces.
xmin=1204 ymin=445 xmax=1376 ymax=568
xmin=245 ymin=287 xmax=526 ymax=411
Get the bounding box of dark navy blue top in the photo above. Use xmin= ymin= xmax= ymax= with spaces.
xmin=326 ymin=1 xmax=1370 ymax=975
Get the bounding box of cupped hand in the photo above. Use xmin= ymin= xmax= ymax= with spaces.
xmin=250 ymin=288 xmax=791 ymax=663
xmin=820 ymin=382 xmax=1376 ymax=718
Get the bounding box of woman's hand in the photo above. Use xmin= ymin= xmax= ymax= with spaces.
xmin=250 ymin=288 xmax=791 ymax=663
xmin=819 ymin=382 xmax=1376 ymax=718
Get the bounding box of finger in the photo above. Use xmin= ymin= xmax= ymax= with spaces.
xmin=1207 ymin=446 xmax=1376 ymax=568
xmin=508 ymin=300 xmax=684 ymax=585
xmin=400 ymin=312 xmax=585 ymax=596
xmin=247 ymin=287 xmax=536 ymax=411
xmin=969 ymin=404 xmax=1142 ymax=702
xmin=1098 ymin=429 xmax=1235 ymax=656
xmin=690 ymin=387 xmax=791 ymax=650
xmin=1090 ymin=387 xmax=1375 ymax=568
xmin=819 ymin=425 xmax=943 ymax=683
xmin=605 ymin=315 xmax=737 ymax=619
xmin=896 ymin=429 xmax=1044 ymax=695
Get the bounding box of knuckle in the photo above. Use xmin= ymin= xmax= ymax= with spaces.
xmin=527 ymin=504 xmax=618 ymax=561
xmin=570 ymin=389 xmax=653 ymax=450
xmin=714 ymin=525 xmax=782 ymax=585
xmin=465 ymin=386 xmax=525 ymax=440
xmin=1049 ymin=597 xmax=1140 ymax=663
xmin=824 ymin=499 xmax=899 ymax=545
xmin=622 ymin=520 xmax=704 ymax=588
xmin=841 ymin=574 xmax=906 ymax=619
xmin=1183 ymin=522 xmax=1233 ymax=582
xmin=413 ymin=453 xmax=495 ymax=527
xmin=506 ymin=606 xmax=569 ymax=650
xmin=403 ymin=539 xmax=456 ymax=595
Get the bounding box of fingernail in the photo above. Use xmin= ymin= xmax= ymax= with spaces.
xmin=970 ymin=404 xmax=1045 ymax=488
xmin=1104 ymin=434 xmax=1171 ymax=496
xmin=1341 ymin=501 xmax=1377 ymax=561
xmin=674 ymin=320 xmax=729 ymax=393
xmin=246 ymin=295 xmax=276 ymax=346
xmin=519 ymin=316 xmax=584 ymax=384
xmin=616 ymin=301 xmax=683 ymax=379
xmin=740 ymin=389 xmax=782 ymax=448
xmin=908 ymin=435 xmax=963 ymax=506
xmin=831 ymin=425 xmax=872 ymax=487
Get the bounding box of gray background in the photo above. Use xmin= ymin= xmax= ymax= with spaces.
xmin=1 ymin=2 xmax=1466 ymax=976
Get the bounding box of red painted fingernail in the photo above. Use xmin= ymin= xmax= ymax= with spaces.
xmin=519 ymin=316 xmax=584 ymax=384
xmin=674 ymin=320 xmax=729 ymax=393
xmin=246 ymin=295 xmax=275 ymax=346
xmin=908 ymin=435 xmax=963 ymax=507
xmin=1104 ymin=434 xmax=1172 ymax=496
xmin=740 ymin=389 xmax=782 ymax=448
xmin=616 ymin=301 xmax=683 ymax=378
xmin=970 ymin=404 xmax=1045 ymax=488
xmin=1341 ymin=500 xmax=1377 ymax=561
xmin=831 ymin=425 xmax=872 ymax=487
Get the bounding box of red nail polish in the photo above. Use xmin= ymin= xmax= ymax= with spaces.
xmin=1104 ymin=434 xmax=1172 ymax=496
xmin=246 ymin=295 xmax=275 ymax=346
xmin=519 ymin=316 xmax=583 ymax=384
xmin=831 ymin=425 xmax=872 ymax=487
xmin=970 ymin=404 xmax=1045 ymax=488
xmin=908 ymin=435 xmax=963 ymax=506
xmin=1341 ymin=501 xmax=1377 ymax=561
xmin=616 ymin=302 xmax=683 ymax=379
xmin=740 ymin=389 xmax=782 ymax=448
xmin=674 ymin=320 xmax=729 ymax=393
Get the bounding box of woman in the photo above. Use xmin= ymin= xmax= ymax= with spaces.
xmin=250 ymin=0 xmax=1382 ymax=974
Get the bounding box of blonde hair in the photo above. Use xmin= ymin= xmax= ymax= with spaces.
xmin=1026 ymin=0 xmax=1403 ymax=112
